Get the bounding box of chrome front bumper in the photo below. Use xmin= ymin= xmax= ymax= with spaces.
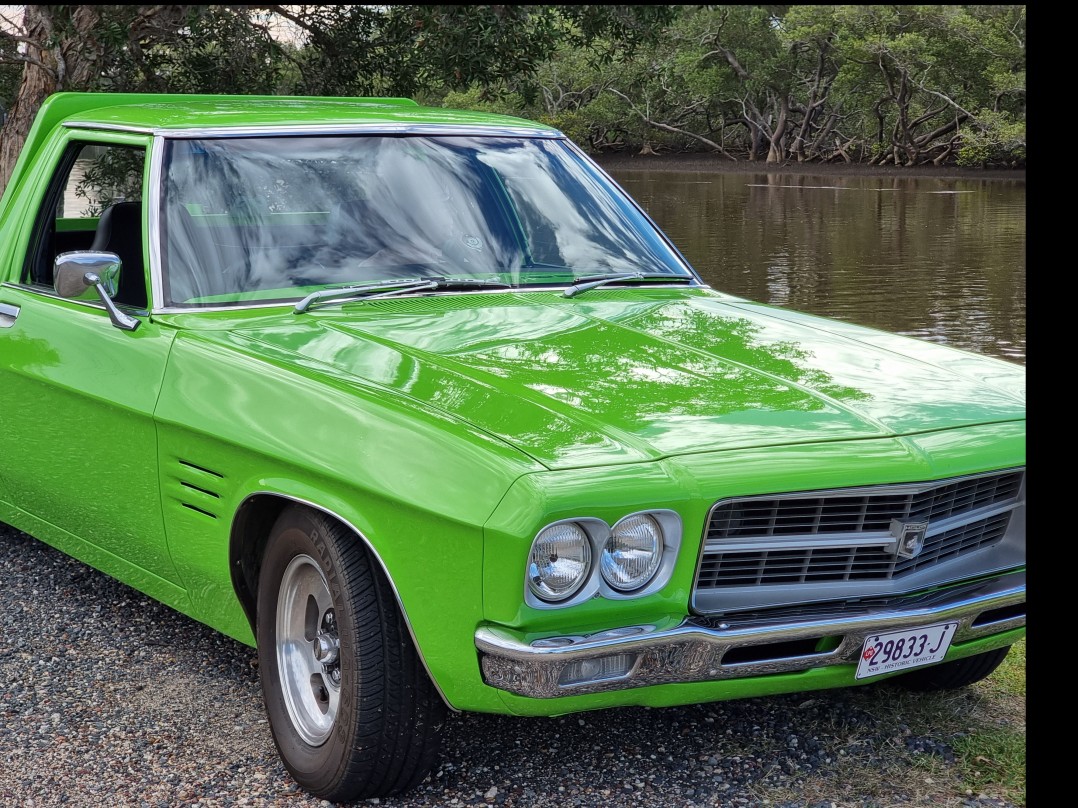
xmin=476 ymin=572 xmax=1025 ymax=698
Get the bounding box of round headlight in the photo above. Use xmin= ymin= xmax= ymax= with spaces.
xmin=528 ymin=522 xmax=592 ymax=602
xmin=601 ymin=514 xmax=663 ymax=592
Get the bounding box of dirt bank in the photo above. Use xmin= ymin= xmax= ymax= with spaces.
xmin=593 ymin=152 xmax=1026 ymax=182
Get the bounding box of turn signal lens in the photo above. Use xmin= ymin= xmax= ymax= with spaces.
xmin=557 ymin=653 xmax=637 ymax=686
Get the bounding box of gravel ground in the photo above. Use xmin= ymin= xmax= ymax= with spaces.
xmin=1 ymin=523 xmax=1020 ymax=808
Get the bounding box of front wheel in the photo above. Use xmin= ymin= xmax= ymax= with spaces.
xmin=256 ymin=506 xmax=446 ymax=800
xmin=889 ymin=646 xmax=1012 ymax=691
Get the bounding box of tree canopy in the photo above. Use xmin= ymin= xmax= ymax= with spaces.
xmin=0 ymin=4 xmax=1026 ymax=190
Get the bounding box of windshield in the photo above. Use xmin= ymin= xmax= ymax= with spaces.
xmin=159 ymin=134 xmax=694 ymax=307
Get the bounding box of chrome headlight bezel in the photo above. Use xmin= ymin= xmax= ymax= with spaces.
xmin=599 ymin=510 xmax=682 ymax=599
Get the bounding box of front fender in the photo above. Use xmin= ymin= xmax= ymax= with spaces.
xmin=153 ymin=330 xmax=539 ymax=709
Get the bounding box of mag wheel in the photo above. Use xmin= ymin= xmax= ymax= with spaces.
xmin=256 ymin=506 xmax=446 ymax=800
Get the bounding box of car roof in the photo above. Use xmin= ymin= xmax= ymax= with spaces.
xmin=54 ymin=94 xmax=560 ymax=135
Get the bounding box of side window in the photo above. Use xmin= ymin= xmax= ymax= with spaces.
xmin=26 ymin=141 xmax=149 ymax=308
xmin=59 ymin=144 xmax=144 ymax=217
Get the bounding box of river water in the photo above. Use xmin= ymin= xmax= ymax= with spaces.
xmin=607 ymin=169 xmax=1026 ymax=364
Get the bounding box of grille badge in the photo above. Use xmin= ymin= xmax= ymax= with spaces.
xmin=890 ymin=518 xmax=930 ymax=559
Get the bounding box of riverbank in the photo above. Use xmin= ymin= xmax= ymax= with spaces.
xmin=594 ymin=152 xmax=1026 ymax=182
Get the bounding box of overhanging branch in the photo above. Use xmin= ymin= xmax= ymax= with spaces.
xmin=0 ymin=52 xmax=58 ymax=74
xmin=608 ymin=87 xmax=737 ymax=160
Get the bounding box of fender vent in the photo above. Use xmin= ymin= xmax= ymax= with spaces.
xmin=174 ymin=459 xmax=224 ymax=519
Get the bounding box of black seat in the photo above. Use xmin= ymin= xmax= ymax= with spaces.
xmin=90 ymin=201 xmax=147 ymax=308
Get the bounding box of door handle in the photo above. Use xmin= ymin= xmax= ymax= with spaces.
xmin=0 ymin=302 xmax=20 ymax=328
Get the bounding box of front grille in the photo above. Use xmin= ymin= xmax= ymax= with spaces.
xmin=696 ymin=470 xmax=1023 ymax=593
xmin=690 ymin=575 xmax=1011 ymax=626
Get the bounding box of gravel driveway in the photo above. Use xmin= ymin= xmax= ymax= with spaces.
xmin=0 ymin=523 xmax=1020 ymax=807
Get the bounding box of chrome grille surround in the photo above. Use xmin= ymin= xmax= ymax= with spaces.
xmin=693 ymin=469 xmax=1025 ymax=615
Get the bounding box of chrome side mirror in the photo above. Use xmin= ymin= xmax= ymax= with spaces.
xmin=54 ymin=251 xmax=140 ymax=331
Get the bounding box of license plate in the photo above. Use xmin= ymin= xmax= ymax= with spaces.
xmin=856 ymin=622 xmax=958 ymax=680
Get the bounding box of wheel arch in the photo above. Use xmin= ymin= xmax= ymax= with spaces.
xmin=228 ymin=491 xmax=456 ymax=710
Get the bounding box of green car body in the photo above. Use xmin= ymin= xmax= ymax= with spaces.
xmin=0 ymin=94 xmax=1025 ymax=798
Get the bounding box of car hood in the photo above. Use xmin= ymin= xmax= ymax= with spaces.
xmin=222 ymin=289 xmax=1025 ymax=470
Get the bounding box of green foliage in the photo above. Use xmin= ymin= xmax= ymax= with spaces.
xmin=957 ymin=111 xmax=1026 ymax=167
xmin=558 ymin=5 xmax=677 ymax=64
xmin=1 ymin=5 xmax=672 ymax=104
xmin=439 ymin=87 xmax=523 ymax=118
xmin=154 ymin=7 xmax=285 ymax=94
xmin=75 ymin=146 xmax=144 ymax=216
xmin=278 ymin=5 xmax=674 ymax=101
xmin=823 ymin=5 xmax=1025 ymax=164
xmin=2 ymin=4 xmax=1026 ymax=167
xmin=571 ymin=4 xmax=1023 ymax=164
xmin=2 ymin=6 xmax=266 ymax=98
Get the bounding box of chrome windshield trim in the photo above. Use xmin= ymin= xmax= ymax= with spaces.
xmin=67 ymin=121 xmax=561 ymax=138
xmin=64 ymin=121 xmax=156 ymax=134
xmin=152 ymin=123 xmax=563 ymax=139
xmin=147 ymin=134 xmax=167 ymax=311
xmin=476 ymin=572 xmax=1025 ymax=698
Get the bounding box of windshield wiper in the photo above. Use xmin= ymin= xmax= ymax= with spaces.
xmin=563 ymin=272 xmax=694 ymax=298
xmin=294 ymin=277 xmax=511 ymax=313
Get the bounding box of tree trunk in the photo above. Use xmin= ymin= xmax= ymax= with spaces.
xmin=807 ymin=106 xmax=841 ymax=160
xmin=0 ymin=6 xmax=110 ymax=194
xmin=0 ymin=7 xmax=58 ymax=193
xmin=765 ymin=96 xmax=789 ymax=164
xmin=872 ymin=98 xmax=886 ymax=150
xmin=790 ymin=45 xmax=833 ymax=163
xmin=748 ymin=124 xmax=765 ymax=161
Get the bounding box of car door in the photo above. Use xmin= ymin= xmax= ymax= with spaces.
xmin=0 ymin=131 xmax=181 ymax=586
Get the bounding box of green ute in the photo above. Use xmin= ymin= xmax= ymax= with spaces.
xmin=0 ymin=93 xmax=1025 ymax=802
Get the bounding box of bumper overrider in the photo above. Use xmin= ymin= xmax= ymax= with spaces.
xmin=476 ymin=572 xmax=1025 ymax=698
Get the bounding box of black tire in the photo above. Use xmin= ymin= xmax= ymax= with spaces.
xmin=256 ymin=505 xmax=446 ymax=800
xmin=890 ymin=645 xmax=1012 ymax=691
